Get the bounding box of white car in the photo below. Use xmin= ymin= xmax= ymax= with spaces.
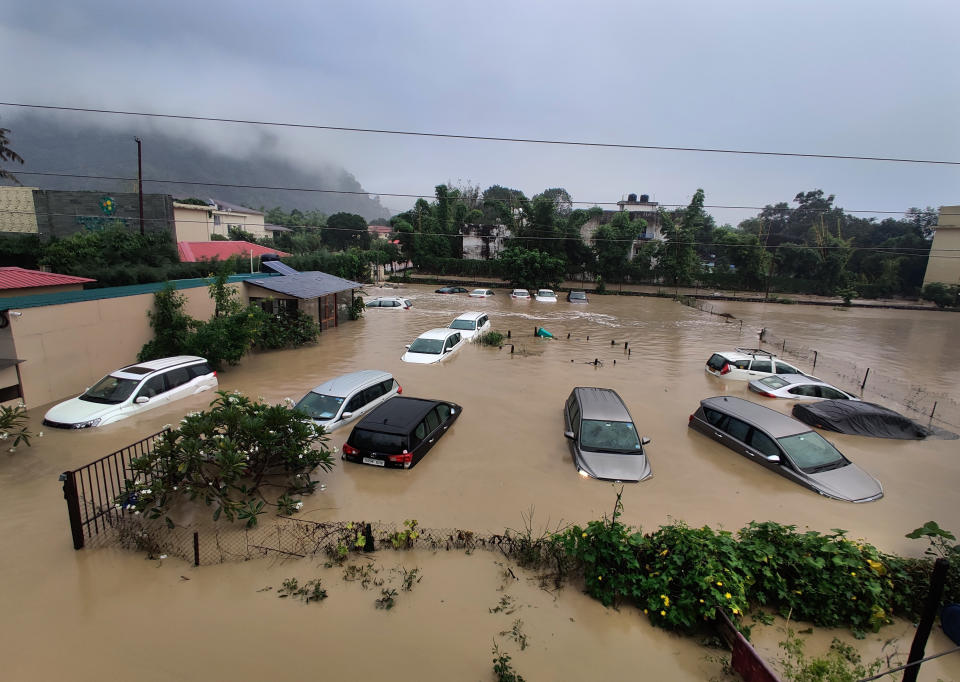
xmin=469 ymin=288 xmax=496 ymax=298
xmin=510 ymin=289 xmax=530 ymax=300
xmin=535 ymin=289 xmax=558 ymax=302
xmin=705 ymin=348 xmax=804 ymax=381
xmin=748 ymin=374 xmax=859 ymax=402
xmin=449 ymin=312 xmax=491 ymax=340
xmin=294 ymin=370 xmax=401 ymax=432
xmin=366 ymin=296 xmax=412 ymax=310
xmin=42 ymin=356 xmax=218 ymax=429
xmin=402 ymin=328 xmax=466 ymax=364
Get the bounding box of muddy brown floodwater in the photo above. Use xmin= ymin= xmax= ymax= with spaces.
xmin=2 ymin=284 xmax=959 ymax=681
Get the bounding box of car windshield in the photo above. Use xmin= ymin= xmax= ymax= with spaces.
xmin=777 ymin=432 xmax=846 ymax=473
xmin=538 ymin=290 xmax=554 ymax=297
xmin=513 ymin=290 xmax=528 ymax=296
xmin=350 ymin=429 xmax=406 ymax=454
xmin=450 ymin=319 xmax=476 ymax=330
xmin=580 ymin=419 xmax=642 ymax=453
xmin=295 ymin=392 xmax=344 ymax=421
xmin=80 ymin=375 xmax=140 ymax=404
xmin=570 ymin=292 xmax=586 ymax=299
xmin=471 ymin=290 xmax=486 ymax=295
xmin=760 ymin=376 xmax=790 ymax=389
xmin=408 ymin=337 xmax=444 ymax=354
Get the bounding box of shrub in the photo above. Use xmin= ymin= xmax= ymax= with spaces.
xmin=255 ymin=310 xmax=320 ymax=350
xmin=477 ymin=331 xmax=504 ymax=346
xmin=0 ymin=403 xmax=35 ymax=452
xmin=921 ymin=282 xmax=960 ymax=308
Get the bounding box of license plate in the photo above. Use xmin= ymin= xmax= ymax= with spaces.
xmin=362 ymin=457 xmax=385 ymax=467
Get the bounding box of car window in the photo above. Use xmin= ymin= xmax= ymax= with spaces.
xmin=748 ymin=429 xmax=780 ymax=458
xmin=188 ymin=362 xmax=214 ymax=379
xmin=366 ymin=300 xmax=379 ymax=307
xmin=436 ymin=403 xmax=452 ymax=422
xmin=380 ymin=379 xmax=394 ymax=395
xmin=777 ymin=432 xmax=845 ymax=472
xmin=760 ymin=376 xmax=789 ymax=389
xmin=345 ymin=392 xmax=365 ymax=412
xmin=412 ymin=421 xmax=427 ymax=446
xmin=425 ymin=409 xmax=440 ymax=432
xmin=707 ymin=354 xmax=726 ymax=371
xmin=137 ymin=374 xmax=167 ymax=399
xmin=789 ymin=385 xmax=819 ymax=397
xmin=295 ymin=393 xmax=344 ymax=420
xmin=703 ymin=407 xmax=726 ymax=428
xmin=350 ymin=429 xmax=406 ymax=454
xmin=580 ymin=419 xmax=642 ymax=453
xmin=776 ymin=361 xmax=798 ymax=374
xmin=165 ymin=367 xmax=192 ymax=390
xmin=450 ymin=319 xmax=476 ymax=330
xmin=724 ymin=416 xmax=751 ymax=442
xmin=733 ymin=360 xmax=751 ymax=370
xmin=819 ymin=387 xmax=848 ymax=400
xmin=750 ymin=360 xmax=773 ymax=373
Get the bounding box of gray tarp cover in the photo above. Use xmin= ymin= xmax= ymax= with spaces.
xmin=792 ymin=400 xmax=939 ymax=440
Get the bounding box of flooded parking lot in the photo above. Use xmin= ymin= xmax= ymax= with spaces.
xmin=3 ymin=283 xmax=959 ymax=680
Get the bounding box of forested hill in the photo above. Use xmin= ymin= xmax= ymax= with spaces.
xmin=1 ymin=113 xmax=390 ymax=220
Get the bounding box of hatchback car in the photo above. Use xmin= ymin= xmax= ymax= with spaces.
xmin=567 ymin=290 xmax=588 ymax=303
xmin=535 ymin=289 xmax=558 ymax=302
xmin=688 ymin=396 xmax=882 ymax=502
xmin=294 ymin=370 xmax=401 ymax=433
xmin=43 ymin=356 xmax=218 ymax=429
xmin=401 ymin=328 xmax=465 ymax=364
xmin=510 ymin=289 xmax=531 ymax=300
xmin=748 ymin=374 xmax=859 ymax=402
xmin=563 ymin=387 xmax=652 ymax=482
xmin=705 ymin=348 xmax=804 ymax=380
xmin=469 ymin=288 xmax=496 ymax=298
xmin=365 ymin=296 xmax=412 ymax=310
xmin=436 ymin=286 xmax=468 ymax=294
xmin=342 ymin=396 xmax=462 ymax=469
xmin=449 ymin=312 xmax=491 ymax=340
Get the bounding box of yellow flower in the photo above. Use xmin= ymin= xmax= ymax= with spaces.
xmin=664 ymin=597 xmax=670 ymax=607
xmin=851 ymin=596 xmax=857 ymax=600
xmin=582 ymin=532 xmax=587 ymax=538
xmin=597 ymin=576 xmax=602 ymax=581
xmin=794 ymin=590 xmax=803 ymax=595
xmin=659 ymin=548 xmax=669 ymax=556
xmin=699 ymin=599 xmax=704 ymax=603
xmin=725 ymin=592 xmax=732 ymax=599
xmin=643 ymin=609 xmax=648 ymax=614
xmin=660 ymin=594 xmax=667 ymax=600
xmin=660 ymin=610 xmax=666 ymax=616
xmin=732 ymin=608 xmax=740 ymax=615
xmin=850 ymin=572 xmax=856 ymax=577
xmin=716 ymin=581 xmax=723 ymax=586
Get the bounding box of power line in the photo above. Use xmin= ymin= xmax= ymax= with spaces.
xmin=7 ymin=170 xmax=947 ymax=217
xmin=2 ymin=101 xmax=959 ymax=166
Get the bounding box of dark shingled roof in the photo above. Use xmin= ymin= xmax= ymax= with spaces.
xmin=246 ymin=271 xmax=363 ymax=299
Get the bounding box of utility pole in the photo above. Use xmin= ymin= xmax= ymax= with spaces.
xmin=135 ymin=137 xmax=144 ymax=235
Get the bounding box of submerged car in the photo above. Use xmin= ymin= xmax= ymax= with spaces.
xmin=365 ymin=296 xmax=412 ymax=310
xmin=705 ymin=349 xmax=804 ymax=381
xmin=449 ymin=311 xmax=491 ymax=340
xmin=535 ymin=289 xmax=558 ymax=302
xmin=436 ymin=286 xmax=468 ymax=294
xmin=567 ymin=290 xmax=588 ymax=303
xmin=43 ymin=356 xmax=217 ymax=429
xmin=688 ymin=396 xmax=882 ymax=502
xmin=510 ymin=289 xmax=531 ymax=300
xmin=469 ymin=288 xmax=496 ymax=298
xmin=294 ymin=370 xmax=401 ymax=432
xmin=342 ymin=396 xmax=462 ymax=469
xmin=563 ymin=387 xmax=652 ymax=482
xmin=748 ymin=374 xmax=858 ymax=401
xmin=401 ymin=328 xmax=465 ymax=364
xmin=792 ymin=400 xmax=935 ymax=440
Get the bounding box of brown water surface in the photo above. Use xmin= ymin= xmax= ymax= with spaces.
xmin=2 ymin=284 xmax=958 ymax=680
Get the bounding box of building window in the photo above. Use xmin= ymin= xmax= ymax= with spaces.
xmin=249 ymin=297 xmax=299 ymax=316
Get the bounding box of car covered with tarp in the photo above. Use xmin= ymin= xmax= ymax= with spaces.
xmin=791 ymin=400 xmax=945 ymax=440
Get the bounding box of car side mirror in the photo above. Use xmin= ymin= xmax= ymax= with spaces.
xmin=765 ymin=454 xmax=781 ymax=463
xmin=450 ymin=409 xmax=456 ymax=415
xmin=405 ymin=344 xmax=411 ymax=350
xmin=564 ymin=431 xmax=575 ymax=440
xmin=341 ymin=411 xmax=353 ymax=419
xmin=641 ymin=437 xmax=651 ymax=445
xmin=135 ymin=396 xmax=150 ymax=404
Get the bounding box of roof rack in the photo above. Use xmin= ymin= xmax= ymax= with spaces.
xmin=735 ymin=347 xmax=775 ymax=357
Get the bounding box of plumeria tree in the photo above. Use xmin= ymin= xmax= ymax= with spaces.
xmin=119 ymin=391 xmax=335 ymax=527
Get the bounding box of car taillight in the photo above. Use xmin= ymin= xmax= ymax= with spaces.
xmin=342 ymin=443 xmax=358 ymax=455
xmin=758 ymin=391 xmax=777 ymax=398
xmin=396 ymin=384 xmax=403 ymax=394
xmin=213 ymin=371 xmax=218 ymax=377
xmin=689 ymin=414 xmax=695 ymax=422
xmin=387 ymin=450 xmax=413 ymax=466
xmin=720 ymin=363 xmax=730 ymax=375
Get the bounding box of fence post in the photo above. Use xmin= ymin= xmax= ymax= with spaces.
xmin=930 ymin=401 xmax=938 ymax=422
xmin=812 ymin=350 xmax=817 ymax=372
xmin=861 ymin=367 xmax=870 ymax=392
xmin=193 ymin=531 xmax=200 ymax=567
xmin=60 ymin=470 xmax=85 ymax=550
xmin=782 ymin=339 xmax=786 ymax=354
xmin=902 ymin=558 xmax=950 ymax=682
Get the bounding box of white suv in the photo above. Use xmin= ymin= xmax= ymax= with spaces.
xmin=705 ymin=348 xmax=805 ymax=381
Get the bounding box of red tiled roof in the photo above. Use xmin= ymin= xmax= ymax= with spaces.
xmin=177 ymin=241 xmax=290 ymax=263
xmin=368 ymin=225 xmax=392 ymax=234
xmin=0 ymin=267 xmax=96 ymax=290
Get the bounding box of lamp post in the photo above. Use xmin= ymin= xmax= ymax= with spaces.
xmin=134 ymin=137 xmax=144 ymax=235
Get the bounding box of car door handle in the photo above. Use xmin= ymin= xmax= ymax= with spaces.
xmin=713 ymin=432 xmax=724 ymax=438
xmin=429 ymin=438 xmax=434 ymax=443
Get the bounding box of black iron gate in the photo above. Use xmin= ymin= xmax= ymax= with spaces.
xmin=60 ymin=429 xmax=168 ymax=549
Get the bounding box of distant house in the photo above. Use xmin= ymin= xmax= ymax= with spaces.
xmin=245 ymin=271 xmax=362 ymax=331
xmin=579 ymin=192 xmax=663 ymax=259
xmin=922 ymin=205 xmax=960 ymax=287
xmin=0 ymin=267 xmax=95 ymax=298
xmin=368 ymin=225 xmax=392 ymax=240
xmin=177 ymin=241 xmax=289 ymax=263
xmin=173 ymin=198 xmax=267 ymax=241
xmin=462 ymin=223 xmax=507 ymax=260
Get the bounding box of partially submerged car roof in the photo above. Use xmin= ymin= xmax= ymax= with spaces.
xmin=115 ymin=355 xmax=208 ymax=378
xmin=792 ymin=400 xmax=943 ymax=440
xmin=575 ymin=387 xmax=632 ymax=422
xmin=310 ymin=370 xmax=392 ymax=398
xmin=453 ymin=311 xmax=485 ymax=322
xmin=700 ymin=396 xmax=809 ymax=439
xmin=355 ymin=397 xmax=442 ymax=435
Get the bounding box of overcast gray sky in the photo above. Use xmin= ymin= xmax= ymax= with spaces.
xmin=2 ymin=0 xmax=958 ymax=224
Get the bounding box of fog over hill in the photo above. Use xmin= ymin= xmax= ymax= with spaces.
xmin=1 ymin=113 xmax=391 ymax=221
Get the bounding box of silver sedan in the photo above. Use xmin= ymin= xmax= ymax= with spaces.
xmin=748 ymin=374 xmax=859 ymax=401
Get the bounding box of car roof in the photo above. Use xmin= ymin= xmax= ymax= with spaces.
xmin=701 ymin=396 xmax=810 ymax=438
xmin=762 ymin=373 xmax=818 ymax=385
xmin=574 ymin=387 xmax=633 ymax=421
xmin=371 ymin=296 xmax=407 ymax=302
xmin=453 ymin=311 xmax=485 ymax=321
xmin=309 ymin=370 xmax=393 ymax=398
xmin=114 ymin=355 xmax=207 ymax=378
xmin=355 ymin=396 xmax=446 ymax=435
xmin=416 ymin=327 xmax=458 ymax=340
xmin=538 ymin=289 xmax=555 ymax=294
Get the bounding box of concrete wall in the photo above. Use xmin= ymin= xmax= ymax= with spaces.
xmin=174 ymin=204 xmax=214 ymax=241
xmin=0 ymin=186 xmax=40 ymax=234
xmin=6 ymin=284 xmax=234 ymax=409
xmin=32 ymin=190 xmax=175 ymax=240
xmin=923 ymin=205 xmax=960 ymax=287
xmin=213 ymin=209 xmax=266 ymax=239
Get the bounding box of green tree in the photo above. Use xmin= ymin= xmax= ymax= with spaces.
xmin=498 ymin=246 xmax=565 ymax=290
xmin=593 ymin=211 xmax=643 ymax=283
xmin=713 ymin=227 xmax=770 ymax=290
xmin=656 ymin=189 xmax=704 ymax=286
xmin=0 ymin=127 xmax=24 ymax=185
xmin=323 ymin=213 xmax=371 ymax=251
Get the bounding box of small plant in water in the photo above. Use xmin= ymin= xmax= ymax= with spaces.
xmin=399 ymin=566 xmax=421 ymax=591
xmin=276 ymin=577 xmax=327 ymax=603
xmin=499 ymin=619 xmax=528 ymax=651
xmin=343 ymin=562 xmax=381 ymax=590
xmin=389 ymin=519 xmax=420 ymax=549
xmin=492 ymin=643 xmax=525 ymax=682
xmin=778 ymin=626 xmax=882 ymax=681
xmin=489 ymin=594 xmax=517 ymax=614
xmin=478 ymin=330 xmax=504 ymax=346
xmin=375 ymin=588 xmax=398 ymax=610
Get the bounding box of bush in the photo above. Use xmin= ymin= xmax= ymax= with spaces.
xmin=921 ymin=282 xmax=960 ymax=309
xmin=255 ymin=310 xmax=320 ymax=350
xmin=477 ymin=331 xmax=504 ymax=346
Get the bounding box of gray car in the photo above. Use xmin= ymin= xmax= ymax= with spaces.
xmin=688 ymin=396 xmax=882 ymax=503
xmin=563 ymin=387 xmax=652 ymax=482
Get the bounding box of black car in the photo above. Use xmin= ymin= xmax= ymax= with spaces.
xmin=342 ymin=397 xmax=462 ymax=469
xmin=567 ymin=290 xmax=588 ymax=303
xmin=435 ymin=286 xmax=468 ymax=294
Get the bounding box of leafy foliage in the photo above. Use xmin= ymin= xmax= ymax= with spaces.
xmin=477 ymin=331 xmax=504 ymax=346
xmin=492 ymin=644 xmax=526 ymax=682
xmin=254 ymin=310 xmax=320 ymax=349
xmin=0 ymin=403 xmax=35 ymax=451
xmin=498 ymin=246 xmax=566 ymax=290
xmin=0 ymin=127 xmax=25 ymax=184
xmin=921 ymin=282 xmax=959 ymax=308
xmin=778 ymin=630 xmax=882 ymax=682
xmin=118 ymin=391 xmax=334 ymax=528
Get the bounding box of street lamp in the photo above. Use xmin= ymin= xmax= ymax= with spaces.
xmin=134 ymin=137 xmax=144 ymax=235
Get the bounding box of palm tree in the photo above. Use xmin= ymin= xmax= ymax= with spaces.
xmin=1 ymin=127 xmax=25 ymax=185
